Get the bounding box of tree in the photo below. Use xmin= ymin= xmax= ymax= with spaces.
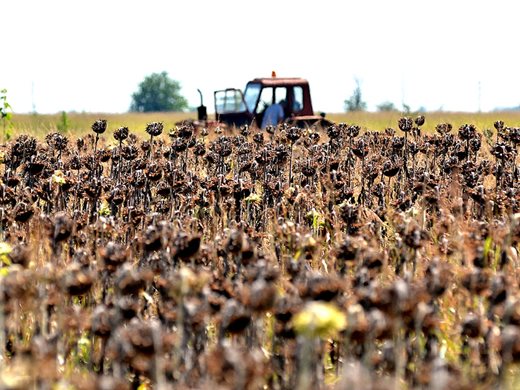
xmin=376 ymin=101 xmax=397 ymax=112
xmin=344 ymin=79 xmax=367 ymax=112
xmin=130 ymin=72 xmax=188 ymax=112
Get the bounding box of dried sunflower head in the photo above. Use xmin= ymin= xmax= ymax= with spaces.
xmin=398 ymin=117 xmax=413 ymax=133
xmin=92 ymin=119 xmax=107 ymax=134
xmin=114 ymin=126 xmax=129 ymax=142
xmin=145 ymin=122 xmax=164 ymax=137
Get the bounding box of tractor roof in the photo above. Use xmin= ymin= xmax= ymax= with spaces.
xmin=248 ymin=77 xmax=309 ymax=87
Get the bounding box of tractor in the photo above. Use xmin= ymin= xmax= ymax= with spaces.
xmin=196 ymin=73 xmax=333 ymax=129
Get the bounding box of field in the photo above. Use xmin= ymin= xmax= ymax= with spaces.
xmin=0 ymin=112 xmax=518 ymax=389
xmin=9 ymin=111 xmax=520 ymax=138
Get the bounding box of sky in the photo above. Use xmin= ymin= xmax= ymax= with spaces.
xmin=2 ymin=0 xmax=520 ymax=114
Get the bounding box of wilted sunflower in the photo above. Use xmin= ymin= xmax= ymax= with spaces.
xmin=92 ymin=119 xmax=107 ymax=134
xmin=146 ymin=122 xmax=164 ymax=137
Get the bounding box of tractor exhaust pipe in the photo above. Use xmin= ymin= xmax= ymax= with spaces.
xmin=197 ymin=89 xmax=207 ymax=121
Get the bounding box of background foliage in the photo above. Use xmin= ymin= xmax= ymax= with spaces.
xmin=130 ymin=72 xmax=188 ymax=113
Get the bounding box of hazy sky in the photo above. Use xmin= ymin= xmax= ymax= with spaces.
xmin=2 ymin=0 xmax=520 ymax=114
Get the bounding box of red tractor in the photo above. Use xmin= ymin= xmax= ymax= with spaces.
xmin=197 ymin=73 xmax=333 ymax=129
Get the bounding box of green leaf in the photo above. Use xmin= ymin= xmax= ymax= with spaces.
xmin=483 ymin=236 xmax=493 ymax=259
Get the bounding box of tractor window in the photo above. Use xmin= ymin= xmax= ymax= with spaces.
xmin=258 ymin=87 xmax=288 ymax=113
xmin=258 ymin=87 xmax=274 ymax=113
xmin=215 ymin=89 xmax=246 ymax=114
xmin=243 ymin=83 xmax=261 ymax=113
xmin=293 ymin=86 xmax=303 ymax=113
xmin=275 ymin=88 xmax=287 ymax=104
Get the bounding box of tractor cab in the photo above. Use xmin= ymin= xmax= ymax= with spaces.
xmin=213 ymin=75 xmax=331 ymax=129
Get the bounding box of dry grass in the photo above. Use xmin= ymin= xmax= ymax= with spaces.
xmin=328 ymin=111 xmax=520 ymax=132
xmin=9 ymin=111 xmax=520 ymax=139
xmin=9 ymin=112 xmax=194 ymax=138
